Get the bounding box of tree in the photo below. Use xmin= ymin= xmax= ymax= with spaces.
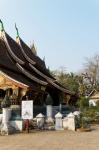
xmin=76 ymin=96 xmax=89 ymax=111
xmin=64 ymin=73 xmax=79 ymax=94
xmin=51 ymin=67 xmax=80 ymax=94
xmin=82 ymin=54 xmax=99 ymax=91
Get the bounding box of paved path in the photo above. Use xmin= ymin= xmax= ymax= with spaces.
xmin=0 ymin=125 xmax=99 ymax=150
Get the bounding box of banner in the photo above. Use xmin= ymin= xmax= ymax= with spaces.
xmin=22 ymin=100 xmax=33 ymax=119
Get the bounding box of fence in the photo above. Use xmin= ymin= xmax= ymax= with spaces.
xmin=33 ymin=105 xmax=75 ymax=118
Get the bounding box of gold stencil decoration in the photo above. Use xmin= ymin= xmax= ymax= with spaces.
xmin=0 ymin=76 xmax=6 ymax=85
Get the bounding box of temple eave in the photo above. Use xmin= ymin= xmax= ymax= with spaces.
xmin=0 ymin=71 xmax=29 ymax=89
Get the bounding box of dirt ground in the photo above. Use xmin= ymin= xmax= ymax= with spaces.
xmin=0 ymin=125 xmax=99 ymax=150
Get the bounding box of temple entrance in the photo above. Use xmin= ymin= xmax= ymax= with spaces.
xmin=0 ymin=89 xmax=5 ymax=98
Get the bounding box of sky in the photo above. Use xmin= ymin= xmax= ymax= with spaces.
xmin=0 ymin=0 xmax=99 ymax=72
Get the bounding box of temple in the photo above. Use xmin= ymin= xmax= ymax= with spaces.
xmin=0 ymin=20 xmax=73 ymax=106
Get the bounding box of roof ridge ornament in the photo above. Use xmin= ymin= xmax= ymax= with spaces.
xmin=30 ymin=42 xmax=37 ymax=55
xmin=0 ymin=20 xmax=4 ymax=32
xmin=15 ymin=23 xmax=19 ymax=38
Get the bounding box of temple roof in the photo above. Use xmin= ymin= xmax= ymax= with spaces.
xmin=19 ymin=38 xmax=55 ymax=79
xmin=0 ymin=35 xmax=47 ymax=86
xmin=0 ymin=22 xmax=73 ymax=95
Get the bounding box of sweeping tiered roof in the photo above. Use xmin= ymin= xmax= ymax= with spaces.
xmin=0 ymin=20 xmax=73 ymax=95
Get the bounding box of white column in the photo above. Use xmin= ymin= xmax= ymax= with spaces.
xmin=2 ymin=108 xmax=11 ymax=124
xmin=46 ymin=105 xmax=52 ymax=119
xmin=1 ymin=108 xmax=11 ymax=135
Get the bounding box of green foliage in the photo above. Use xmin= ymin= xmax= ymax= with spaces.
xmin=49 ymin=53 xmax=99 ymax=99
xmin=50 ymin=69 xmax=80 ymax=94
xmin=82 ymin=106 xmax=99 ymax=124
xmin=50 ymin=68 xmax=91 ymax=98
xmin=75 ymin=106 xmax=99 ymax=129
xmin=75 ymin=113 xmax=90 ymax=129
xmin=50 ymin=60 xmax=99 ymax=103
xmin=64 ymin=73 xmax=79 ymax=93
xmin=76 ymin=96 xmax=89 ymax=110
xmin=96 ymin=101 xmax=99 ymax=106
xmin=80 ymin=114 xmax=90 ymax=128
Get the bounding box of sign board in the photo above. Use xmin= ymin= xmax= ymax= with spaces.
xmin=22 ymin=100 xmax=33 ymax=119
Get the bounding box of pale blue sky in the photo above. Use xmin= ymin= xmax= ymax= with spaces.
xmin=0 ymin=0 xmax=99 ymax=72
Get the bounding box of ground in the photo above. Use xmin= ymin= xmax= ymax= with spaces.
xmin=0 ymin=125 xmax=99 ymax=150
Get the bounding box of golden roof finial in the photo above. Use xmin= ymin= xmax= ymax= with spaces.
xmin=15 ymin=23 xmax=19 ymax=38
